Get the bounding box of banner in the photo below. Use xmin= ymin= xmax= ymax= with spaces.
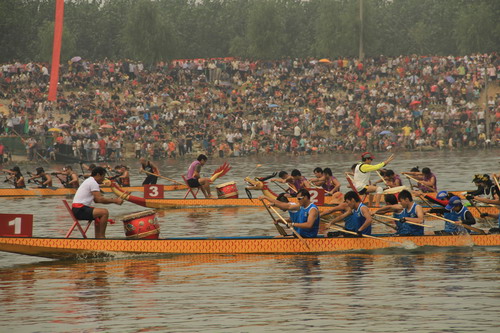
xmin=48 ymin=0 xmax=65 ymax=101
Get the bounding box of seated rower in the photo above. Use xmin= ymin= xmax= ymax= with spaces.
xmin=260 ymin=189 xmax=320 ymax=238
xmin=140 ymin=158 xmax=160 ymax=185
xmin=111 ymin=165 xmax=130 ymax=187
xmin=403 ymin=167 xmax=437 ymax=193
xmin=320 ymin=201 xmax=353 ymax=236
xmin=383 ymin=169 xmax=403 ymax=188
xmin=467 ymin=174 xmax=500 ymax=206
xmin=2 ymin=166 xmax=25 ymax=188
xmin=29 ymin=167 xmax=52 ymax=188
xmin=309 ymin=167 xmax=326 ymax=187
xmin=270 ymin=170 xmax=297 ymax=197
xmin=436 ymin=196 xmax=476 ymax=235
xmin=396 ymin=190 xmax=425 ymax=236
xmin=322 ymin=168 xmax=341 ymax=196
xmin=58 ymin=165 xmax=79 ymax=188
xmin=290 ymin=169 xmax=311 ymax=194
xmin=259 ymin=193 xmax=300 ymax=237
xmin=343 ymin=190 xmax=373 ymax=236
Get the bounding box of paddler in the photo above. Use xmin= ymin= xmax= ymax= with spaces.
xmin=53 ymin=165 xmax=79 ymax=188
xmin=382 ymin=169 xmax=403 ymax=188
xmin=343 ymin=190 xmax=373 ymax=236
xmin=270 ymin=171 xmax=296 ymax=196
xmin=260 ymin=189 xmax=320 ymax=238
xmin=353 ymin=152 xmax=394 ymax=207
xmin=259 ymin=193 xmax=300 ymax=237
xmin=466 ymin=174 xmax=500 ymax=205
xmin=72 ymin=166 xmax=123 ymax=238
xmin=394 ymin=190 xmax=425 ymax=236
xmin=28 ymin=167 xmax=52 ymax=188
xmin=402 ymin=167 xmax=437 ymax=192
xmin=435 ymin=196 xmax=476 ymax=235
xmin=139 ymin=157 xmax=160 ymax=185
xmin=110 ymin=165 xmax=130 ymax=187
xmin=322 ymin=168 xmax=341 ymax=195
xmin=2 ymin=166 xmax=25 ymax=188
xmin=186 ymin=154 xmax=214 ymax=198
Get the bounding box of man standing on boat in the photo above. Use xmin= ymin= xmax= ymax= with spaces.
xmin=72 ymin=166 xmax=123 ymax=238
xmin=353 ymin=152 xmax=394 ymax=207
xmin=186 ymin=154 xmax=214 ymax=198
xmin=29 ymin=167 xmax=52 ymax=188
xmin=139 ymin=158 xmax=160 ymax=185
xmin=261 ymin=189 xmax=320 ymax=238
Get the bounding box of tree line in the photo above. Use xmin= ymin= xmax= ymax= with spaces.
xmin=1 ymin=0 xmax=499 ymax=64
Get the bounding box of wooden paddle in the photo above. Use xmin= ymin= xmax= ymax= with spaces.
xmin=140 ymin=170 xmax=183 ymax=185
xmin=425 ymin=213 xmax=486 ymax=234
xmin=327 ymin=226 xmax=400 ymax=244
xmin=404 ymin=174 xmax=436 ymax=192
xmin=260 ymin=199 xmax=287 ymax=236
xmin=374 ymin=214 xmax=433 ymax=228
xmin=465 ymin=196 xmax=494 ymax=227
xmin=267 ymin=204 xmax=311 ymax=249
xmin=383 ymin=185 xmax=409 ymax=194
xmin=371 ymin=215 xmax=398 ymax=231
xmin=493 ymin=175 xmax=500 ymax=192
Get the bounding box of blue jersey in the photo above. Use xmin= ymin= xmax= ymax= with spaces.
xmin=345 ymin=203 xmax=371 ymax=235
xmin=288 ymin=203 xmax=300 ymax=223
xmin=399 ymin=202 xmax=424 ymax=236
xmin=294 ymin=203 xmax=320 ymax=238
xmin=444 ymin=206 xmax=470 ymax=234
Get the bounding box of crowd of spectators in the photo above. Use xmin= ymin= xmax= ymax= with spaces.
xmin=1 ymin=53 xmax=499 ymax=162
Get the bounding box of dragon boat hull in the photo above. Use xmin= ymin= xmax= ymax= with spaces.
xmin=0 ymin=234 xmax=499 ymax=260
xmin=0 ymin=184 xmax=188 ymax=197
xmin=110 ymin=184 xmax=497 ymax=217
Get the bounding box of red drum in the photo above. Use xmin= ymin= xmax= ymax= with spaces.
xmin=215 ymin=181 xmax=239 ymax=199
xmin=121 ymin=210 xmax=160 ymax=239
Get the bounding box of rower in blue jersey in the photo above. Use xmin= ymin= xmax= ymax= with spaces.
xmin=443 ymin=196 xmax=476 ymax=234
xmin=344 ymin=191 xmax=372 ymax=235
xmin=374 ymin=194 xmax=404 ymax=234
xmin=397 ymin=190 xmax=425 ymax=236
xmin=320 ymin=201 xmax=353 ymax=237
xmin=260 ymin=189 xmax=320 ymax=238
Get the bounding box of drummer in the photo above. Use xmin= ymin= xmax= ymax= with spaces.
xmin=186 ymin=154 xmax=213 ymax=198
xmin=72 ymin=166 xmax=123 ymax=238
xmin=29 ymin=167 xmax=52 ymax=188
xmin=2 ymin=166 xmax=25 ymax=188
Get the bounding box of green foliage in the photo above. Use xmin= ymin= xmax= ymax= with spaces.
xmin=0 ymin=0 xmax=499 ymax=62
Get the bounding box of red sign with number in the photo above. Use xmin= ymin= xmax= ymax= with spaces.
xmin=307 ymin=188 xmax=325 ymax=206
xmin=144 ymin=184 xmax=164 ymax=199
xmin=0 ymin=214 xmax=33 ymax=237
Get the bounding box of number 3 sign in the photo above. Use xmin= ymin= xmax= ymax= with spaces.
xmin=144 ymin=185 xmax=164 ymax=199
xmin=0 ymin=214 xmax=33 ymax=237
xmin=307 ymin=188 xmax=325 ymax=206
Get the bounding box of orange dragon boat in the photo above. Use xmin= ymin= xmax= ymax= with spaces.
xmin=0 ymin=184 xmax=188 ymax=197
xmin=0 ymin=233 xmax=498 ymax=260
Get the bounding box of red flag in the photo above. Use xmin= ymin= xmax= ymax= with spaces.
xmin=48 ymin=0 xmax=65 ymax=101
xmin=354 ymin=112 xmax=361 ymax=129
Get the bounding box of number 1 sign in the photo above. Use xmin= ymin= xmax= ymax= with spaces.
xmin=0 ymin=214 xmax=33 ymax=237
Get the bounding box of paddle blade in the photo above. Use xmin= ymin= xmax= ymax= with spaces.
xmin=257 ymin=172 xmax=277 ymax=182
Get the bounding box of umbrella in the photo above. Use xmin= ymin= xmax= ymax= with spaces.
xmin=127 ymin=116 xmax=140 ymax=122
xmin=100 ymin=124 xmax=113 ymax=129
xmin=267 ymin=104 xmax=279 ymax=108
xmin=445 ymin=76 xmax=455 ymax=83
xmin=58 ymin=123 xmax=70 ymax=128
xmin=170 ymin=101 xmax=181 ymax=106
xmin=48 ymin=128 xmax=62 ymax=132
xmin=409 ymin=100 xmax=421 ymax=107
xmin=71 ymin=56 xmax=82 ymax=63
xmin=379 ymin=130 xmax=392 ymax=136
xmin=318 ymin=58 xmax=331 ymax=63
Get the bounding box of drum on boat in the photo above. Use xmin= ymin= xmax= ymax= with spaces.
xmin=215 ymin=181 xmax=239 ymax=199
xmin=121 ymin=210 xmax=160 ymax=239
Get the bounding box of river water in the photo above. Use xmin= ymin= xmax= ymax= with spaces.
xmin=1 ymin=150 xmax=499 ymax=332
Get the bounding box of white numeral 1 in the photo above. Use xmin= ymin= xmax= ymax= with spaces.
xmin=8 ymin=217 xmax=22 ymax=234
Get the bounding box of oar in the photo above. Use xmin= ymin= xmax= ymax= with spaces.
xmin=327 ymin=226 xmax=400 ymax=244
xmin=246 ymin=164 xmax=262 ymax=178
xmin=493 ymin=175 xmax=500 ymax=192
xmin=425 ymin=213 xmax=486 ymax=234
xmin=404 ymin=174 xmax=435 ymax=191
xmin=372 ymin=215 xmax=398 ymax=231
xmin=416 ymin=193 xmax=434 ymax=208
xmin=465 ymin=196 xmax=494 ymax=227
xmin=272 ymin=180 xmax=289 ymax=192
xmin=267 ymin=204 xmax=311 ymax=249
xmin=259 ymin=199 xmax=288 ymax=236
xmin=374 ymin=214 xmax=433 ymax=228
xmin=140 ymin=170 xmax=183 ymax=185
xmin=376 ymin=170 xmax=388 ymax=187
xmin=245 ymin=188 xmax=254 ymax=202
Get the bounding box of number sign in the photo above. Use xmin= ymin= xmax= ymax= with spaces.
xmin=0 ymin=214 xmax=33 ymax=237
xmin=144 ymin=185 xmax=164 ymax=199
xmin=307 ymin=188 xmax=325 ymax=206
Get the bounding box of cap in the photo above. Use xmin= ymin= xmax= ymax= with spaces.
xmin=445 ymin=196 xmax=462 ymax=210
xmin=361 ymin=152 xmax=375 ymax=160
xmin=436 ymin=191 xmax=448 ymax=200
xmin=36 ymin=167 xmax=44 ymax=175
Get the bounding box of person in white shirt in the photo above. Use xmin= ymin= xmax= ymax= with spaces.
xmin=72 ymin=167 xmax=123 ymax=238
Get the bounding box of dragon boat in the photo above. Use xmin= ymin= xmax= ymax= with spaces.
xmin=0 ymin=234 xmax=499 ymax=260
xmin=110 ymin=182 xmax=497 ymax=218
xmin=0 ymin=184 xmax=188 ymax=197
